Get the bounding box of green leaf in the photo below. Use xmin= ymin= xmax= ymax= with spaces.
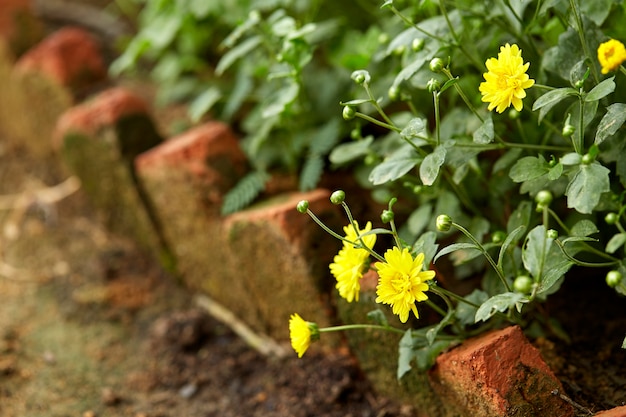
xmin=188 ymin=87 xmax=222 ymax=122
xmin=400 ymin=117 xmax=428 ymax=141
xmin=299 ymin=155 xmax=324 ymax=191
xmin=565 ymin=162 xmax=611 ymax=214
xmin=509 ymin=155 xmax=549 ymax=182
xmin=595 ymin=103 xmax=626 ymax=145
xmin=369 ymin=147 xmax=421 ymax=185
xmin=216 ymin=36 xmax=262 ymax=75
xmin=455 ymin=289 xmax=489 ymax=326
xmin=497 ymin=225 xmax=526 ymax=268
xmin=522 ymin=225 xmax=551 ymax=280
xmin=622 ymin=335 xmax=626 ymax=349
xmin=570 ymin=219 xmax=599 ymax=237
xmin=493 ymin=148 xmax=523 ymax=173
xmin=366 ymin=309 xmax=388 ymax=327
xmin=434 ymin=243 xmax=479 ymax=263
xmin=397 ymin=330 xmax=453 ymax=378
xmin=406 ymin=204 xmax=432 ymax=237
xmin=606 ymin=233 xmax=626 ymax=254
xmin=329 ymin=137 xmax=374 ymax=165
xmin=585 ymin=77 xmax=615 ymax=102
xmin=507 ymin=201 xmax=532 ymax=234
xmin=420 ymin=146 xmax=447 ymax=186
xmin=581 ymin=0 xmax=613 ymax=26
xmin=426 ymin=310 xmax=455 ymax=345
xmin=439 ymin=77 xmax=459 ymax=94
xmin=412 ymin=231 xmax=438 ymax=267
xmin=397 ymin=330 xmax=414 ymax=379
xmin=221 ymin=171 xmax=269 ymax=214
xmin=473 ymin=116 xmax=494 ymax=144
xmin=262 ymin=80 xmax=299 ymax=118
xmin=475 ymin=292 xmax=528 ymax=322
xmin=532 ymin=88 xmax=577 ymax=122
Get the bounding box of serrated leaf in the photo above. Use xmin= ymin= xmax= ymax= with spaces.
xmin=369 ymin=147 xmax=421 ymax=185
xmin=189 ymin=87 xmax=222 ymax=122
xmin=606 ymin=233 xmax=626 ymax=254
xmin=299 ymin=155 xmax=324 ymax=191
xmin=473 ymin=116 xmax=494 ymax=144
xmin=509 ymin=156 xmax=549 ymax=182
xmin=595 ymin=103 xmax=626 ymax=145
xmin=221 ymin=171 xmax=269 ymax=214
xmin=475 ymin=292 xmax=528 ymax=322
xmin=585 ymin=77 xmax=615 ymax=102
xmin=366 ymin=309 xmax=388 ymax=326
xmin=565 ymin=162 xmax=611 ymax=214
xmin=262 ymin=80 xmax=299 ymax=118
xmin=420 ymin=145 xmax=447 ymax=186
xmin=329 ymin=136 xmax=374 ymax=165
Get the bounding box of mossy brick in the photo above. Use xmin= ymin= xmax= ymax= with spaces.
xmin=134 ymin=121 xmax=249 ymax=317
xmin=54 ymin=87 xmax=164 ymax=255
xmin=15 ymin=26 xmax=106 ymax=94
xmin=223 ymin=189 xmax=344 ymax=340
xmin=429 ymin=325 xmax=574 ymax=417
xmin=335 ymin=271 xmax=447 ymax=417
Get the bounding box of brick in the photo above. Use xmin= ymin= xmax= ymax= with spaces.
xmin=223 ymin=189 xmax=343 ymax=339
xmin=15 ymin=26 xmax=106 ymax=93
xmin=429 ymin=325 xmax=574 ymax=417
xmin=595 ymin=405 xmax=626 ymax=417
xmin=135 ymin=121 xmax=249 ymax=321
xmin=55 ymin=87 xmax=163 ymax=254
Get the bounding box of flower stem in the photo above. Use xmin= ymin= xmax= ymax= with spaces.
xmin=354 ymin=112 xmax=400 ymax=133
xmin=451 ymin=222 xmax=512 ymax=291
xmin=569 ymin=0 xmax=600 ymax=84
xmin=319 ymin=323 xmax=405 ymax=335
xmin=340 ymin=202 xmax=386 ymax=263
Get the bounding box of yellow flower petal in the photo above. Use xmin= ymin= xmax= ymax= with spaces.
xmin=289 ymin=313 xmax=315 ymax=358
xmin=479 ymin=43 xmax=535 ymax=113
xmin=598 ymin=39 xmax=626 ymax=74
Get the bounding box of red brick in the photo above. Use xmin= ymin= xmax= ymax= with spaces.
xmin=15 ymin=26 xmax=106 ymax=92
xmin=135 ymin=122 xmax=247 ymax=206
xmin=429 ymin=325 xmax=574 ymax=416
xmin=53 ymin=87 xmax=149 ymax=149
xmin=595 ymin=406 xmax=626 ymax=417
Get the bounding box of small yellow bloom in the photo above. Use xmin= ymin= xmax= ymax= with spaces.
xmin=375 ymin=247 xmax=436 ymax=323
xmin=329 ymin=221 xmax=377 ymax=303
xmin=479 ymin=43 xmax=535 ymax=113
xmin=598 ymin=39 xmax=626 ymax=74
xmin=289 ymin=313 xmax=318 ymax=358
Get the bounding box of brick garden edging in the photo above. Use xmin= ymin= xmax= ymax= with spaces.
xmin=0 ymin=12 xmax=620 ymax=417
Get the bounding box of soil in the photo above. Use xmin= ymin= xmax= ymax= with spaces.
xmin=0 ymin=142 xmax=415 ymax=417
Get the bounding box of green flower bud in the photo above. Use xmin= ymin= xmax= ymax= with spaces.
xmin=535 ymin=190 xmax=553 ymax=207
xmin=548 ymin=155 xmax=557 ymax=168
xmin=429 ymin=57 xmax=445 ymax=73
xmin=491 ymin=231 xmax=506 ymax=244
xmin=436 ymin=214 xmax=452 ymax=232
xmin=351 ymin=70 xmax=370 ymax=85
xmin=364 ymin=154 xmax=377 ymax=166
xmin=562 ymin=124 xmax=575 ymax=137
xmin=381 ymin=209 xmax=394 ymax=224
xmin=581 ymin=153 xmax=594 ymax=165
xmin=547 ymin=229 xmax=559 ymax=240
xmin=508 ymin=109 xmax=520 ymax=120
xmin=412 ymin=38 xmax=425 ymax=52
xmin=330 ymin=190 xmax=346 ymax=205
xmin=427 ymin=78 xmax=441 ymax=93
xmin=513 ymin=275 xmax=534 ymax=294
xmin=388 ymin=85 xmax=400 ymax=101
xmin=605 ymin=212 xmax=619 ymax=225
xmin=412 ymin=185 xmax=423 ymax=195
xmin=296 ymin=200 xmax=309 ymax=213
xmin=606 ymin=270 xmax=623 ymax=288
xmin=574 ymin=78 xmax=585 ymax=89
xmin=378 ymin=33 xmax=390 ymax=44
xmin=350 ymin=128 xmax=361 ymax=140
xmin=342 ymin=106 xmax=356 ymax=120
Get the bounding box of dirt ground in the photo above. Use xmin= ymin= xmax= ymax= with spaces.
xmin=0 ymin=142 xmax=416 ymax=417
xmin=1 ymin=138 xmax=625 ymax=417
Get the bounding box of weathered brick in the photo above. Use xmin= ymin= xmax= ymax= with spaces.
xmin=54 ymin=87 xmax=163 ymax=255
xmin=595 ymin=405 xmax=626 ymax=417
xmin=15 ymin=26 xmax=106 ymax=93
xmin=429 ymin=325 xmax=574 ymax=417
xmin=135 ymin=121 xmax=249 ymax=318
xmin=223 ymin=189 xmax=343 ymax=339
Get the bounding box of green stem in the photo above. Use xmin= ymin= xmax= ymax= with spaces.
xmin=341 ymin=202 xmax=386 ymax=263
xmin=569 ymin=0 xmax=600 ymax=84
xmin=388 ymin=5 xmax=446 ymax=42
xmin=439 ymin=1 xmax=484 ymax=71
xmin=425 ymin=298 xmax=448 ymax=317
xmin=441 ymin=68 xmax=485 ymax=124
xmin=364 ymin=83 xmax=395 ymax=126
xmin=319 ymin=324 xmax=405 ymax=335
xmin=554 ymin=239 xmax=620 ymax=268
xmin=575 ymin=94 xmax=585 ymax=154
xmin=433 ymin=91 xmax=441 ymax=146
xmin=354 ymin=112 xmax=400 ymax=133
xmin=452 ymin=222 xmax=512 ymax=291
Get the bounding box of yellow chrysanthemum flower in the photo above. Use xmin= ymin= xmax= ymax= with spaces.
xmin=598 ymin=39 xmax=626 ymax=74
xmin=479 ymin=43 xmax=535 ymax=113
xmin=375 ymin=247 xmax=436 ymax=323
xmin=289 ymin=313 xmax=318 ymax=358
xmin=329 ymin=221 xmax=377 ymax=303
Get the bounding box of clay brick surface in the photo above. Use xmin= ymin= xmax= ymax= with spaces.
xmin=595 ymin=406 xmax=626 ymax=417
xmin=15 ymin=26 xmax=106 ymax=91
xmin=429 ymin=325 xmax=574 ymax=417
xmin=56 ymin=87 xmax=163 ymax=254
